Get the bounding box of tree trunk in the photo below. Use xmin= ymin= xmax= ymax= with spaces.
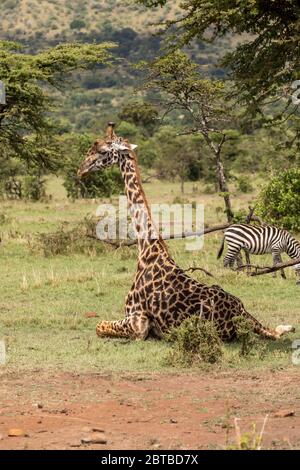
xmin=180 ymin=178 xmax=184 ymax=194
xmin=215 ymin=152 xmax=234 ymax=222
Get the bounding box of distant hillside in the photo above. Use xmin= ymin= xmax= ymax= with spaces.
xmin=0 ymin=0 xmax=247 ymax=134
xmin=0 ymin=0 xmax=180 ymax=43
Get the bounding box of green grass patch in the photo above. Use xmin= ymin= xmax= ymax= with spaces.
xmin=0 ymin=176 xmax=299 ymax=374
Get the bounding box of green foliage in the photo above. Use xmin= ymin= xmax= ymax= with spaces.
xmin=23 ymin=174 xmax=46 ymax=201
xmin=233 ymin=316 xmax=259 ymax=357
xmin=0 ymin=40 xmax=114 ymax=172
xmin=150 ymin=126 xmax=201 ymax=193
xmin=2 ymin=178 xmax=22 ymax=200
xmin=138 ymin=0 xmax=300 ymax=112
xmin=31 ymin=217 xmax=107 ymax=257
xmin=117 ymin=121 xmax=139 ymax=138
xmin=231 ymin=209 xmax=248 ymax=224
xmin=62 ymin=134 xmax=124 ymax=199
xmin=70 ymin=19 xmax=86 ymax=30
xmin=137 ymin=139 xmax=159 ymax=169
xmin=165 ymin=316 xmax=223 ymax=367
xmin=141 ymin=50 xmax=225 ymax=120
xmin=118 ymin=100 xmax=158 ymax=136
xmin=236 ymin=176 xmax=253 ymax=194
xmin=257 ymin=169 xmax=300 ymax=232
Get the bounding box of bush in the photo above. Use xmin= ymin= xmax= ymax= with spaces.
xmin=256 ymin=169 xmax=300 ymax=231
xmin=233 ymin=316 xmax=266 ymax=359
xmin=30 ymin=217 xmax=109 ymax=257
xmin=117 ymin=121 xmax=139 ymax=138
xmin=236 ymin=176 xmax=253 ymax=193
xmin=70 ymin=19 xmax=86 ymax=30
xmin=165 ymin=316 xmax=223 ymax=367
xmin=23 ymin=174 xmax=46 ymax=201
xmin=2 ymin=178 xmax=22 ymax=199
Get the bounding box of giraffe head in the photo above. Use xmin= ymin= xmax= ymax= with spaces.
xmin=77 ymin=122 xmax=137 ymax=178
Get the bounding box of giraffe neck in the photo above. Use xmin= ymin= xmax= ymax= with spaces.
xmin=119 ymin=154 xmax=169 ymax=259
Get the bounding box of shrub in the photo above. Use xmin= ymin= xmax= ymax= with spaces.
xmin=70 ymin=19 xmax=86 ymax=30
xmin=232 ymin=316 xmax=266 ymax=360
xmin=236 ymin=176 xmax=253 ymax=193
xmin=117 ymin=121 xmax=138 ymax=138
xmin=30 ymin=217 xmax=109 ymax=257
xmin=232 ymin=316 xmax=258 ymax=357
xmin=165 ymin=316 xmax=223 ymax=367
xmin=3 ymin=178 xmax=22 ymax=199
xmin=256 ymin=169 xmax=300 ymax=232
xmin=23 ymin=174 xmax=46 ymax=201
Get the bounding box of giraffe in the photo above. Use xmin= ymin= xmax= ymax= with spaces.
xmin=77 ymin=123 xmax=294 ymax=341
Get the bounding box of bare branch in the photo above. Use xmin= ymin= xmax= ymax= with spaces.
xmin=237 ymin=258 xmax=300 ymax=276
xmin=183 ymin=266 xmax=214 ymax=278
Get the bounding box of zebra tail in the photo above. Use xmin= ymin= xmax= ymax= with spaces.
xmin=217 ymin=237 xmax=225 ymax=259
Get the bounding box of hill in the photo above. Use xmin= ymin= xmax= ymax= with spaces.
xmin=0 ymin=1 xmax=243 ymax=133
xmin=0 ymin=0 xmax=179 ymax=42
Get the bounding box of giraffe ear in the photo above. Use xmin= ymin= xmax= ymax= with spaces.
xmin=113 ymin=142 xmax=138 ymax=151
xmin=130 ymin=144 xmax=138 ymax=150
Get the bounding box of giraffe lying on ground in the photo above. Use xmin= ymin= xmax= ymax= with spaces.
xmin=78 ymin=123 xmax=294 ymax=341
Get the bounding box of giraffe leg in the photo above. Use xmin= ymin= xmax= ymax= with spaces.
xmin=96 ymin=312 xmax=150 ymax=340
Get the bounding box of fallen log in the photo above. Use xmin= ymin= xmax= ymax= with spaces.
xmin=237 ymin=258 xmax=300 ymax=276
xmin=91 ymin=222 xmax=232 ymax=247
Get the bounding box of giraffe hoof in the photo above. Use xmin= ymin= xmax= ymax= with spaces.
xmin=275 ymin=325 xmax=295 ymax=336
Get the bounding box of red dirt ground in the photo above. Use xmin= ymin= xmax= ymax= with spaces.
xmin=0 ymin=368 xmax=299 ymax=450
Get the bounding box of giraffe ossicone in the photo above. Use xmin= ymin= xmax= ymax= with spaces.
xmin=77 ymin=123 xmax=294 ymax=342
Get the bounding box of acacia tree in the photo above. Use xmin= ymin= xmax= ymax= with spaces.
xmin=0 ymin=40 xmax=114 ymax=174
xmin=137 ymin=1 xmax=300 ymax=112
xmin=140 ymin=51 xmax=234 ymax=221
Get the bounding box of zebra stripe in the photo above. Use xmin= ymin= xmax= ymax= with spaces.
xmin=221 ymin=224 xmax=300 ymax=267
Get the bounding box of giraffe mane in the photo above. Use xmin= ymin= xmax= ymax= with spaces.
xmin=130 ymin=149 xmax=170 ymax=254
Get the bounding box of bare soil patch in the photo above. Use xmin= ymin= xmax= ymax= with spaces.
xmin=0 ymin=368 xmax=299 ymax=450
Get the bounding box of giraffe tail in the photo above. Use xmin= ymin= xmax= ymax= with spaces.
xmin=246 ymin=312 xmax=295 ymax=340
xmin=217 ymin=237 xmax=225 ymax=259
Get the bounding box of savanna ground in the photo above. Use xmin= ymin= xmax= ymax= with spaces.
xmin=0 ymin=178 xmax=299 ymax=450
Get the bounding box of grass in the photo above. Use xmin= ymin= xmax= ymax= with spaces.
xmin=0 ymin=176 xmax=299 ymax=374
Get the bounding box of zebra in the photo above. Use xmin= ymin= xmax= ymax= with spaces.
xmin=217 ymin=224 xmax=300 ymax=283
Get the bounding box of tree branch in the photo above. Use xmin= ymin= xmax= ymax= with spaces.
xmin=237 ymin=258 xmax=300 ymax=276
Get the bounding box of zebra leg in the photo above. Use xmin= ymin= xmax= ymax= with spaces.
xmin=224 ymin=248 xmax=241 ymax=270
xmin=244 ymin=250 xmax=251 ymax=275
xmin=236 ymin=252 xmax=243 ymax=269
xmin=278 ymin=253 xmax=286 ymax=279
xmin=272 ymin=252 xmax=284 ymax=279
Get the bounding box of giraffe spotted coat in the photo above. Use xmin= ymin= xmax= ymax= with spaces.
xmin=78 ymin=123 xmax=294 ymax=342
